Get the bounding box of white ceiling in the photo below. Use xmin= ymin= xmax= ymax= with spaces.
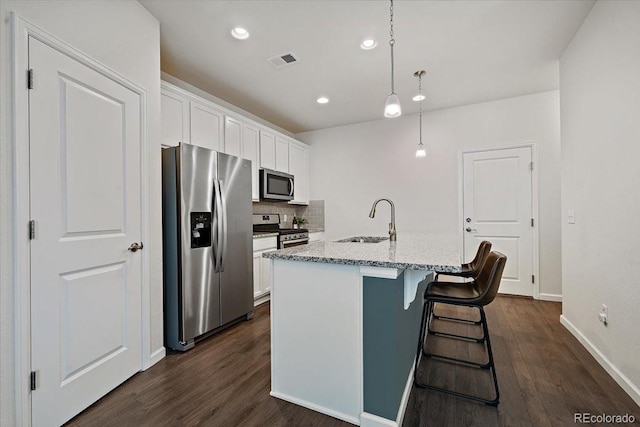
xmin=140 ymin=0 xmax=594 ymax=134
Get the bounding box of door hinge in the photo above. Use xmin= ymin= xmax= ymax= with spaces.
xmin=531 ymin=218 xmax=534 ymax=227
xmin=532 ymin=275 xmax=535 ymax=284
xmin=29 ymin=220 xmax=36 ymax=240
xmin=529 ymin=161 xmax=533 ymax=171
xmin=30 ymin=371 xmax=37 ymax=391
xmin=28 ymin=69 xmax=34 ymax=90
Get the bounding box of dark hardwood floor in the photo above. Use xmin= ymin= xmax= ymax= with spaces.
xmin=66 ymin=296 xmax=639 ymax=427
xmin=404 ymin=296 xmax=640 ymax=426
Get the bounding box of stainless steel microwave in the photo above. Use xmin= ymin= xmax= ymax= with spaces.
xmin=259 ymin=168 xmax=294 ymax=201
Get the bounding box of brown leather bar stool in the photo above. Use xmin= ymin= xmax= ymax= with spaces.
xmin=414 ymin=251 xmax=507 ymax=406
xmin=432 ymin=240 xmax=492 ymax=325
xmin=435 ymin=240 xmax=492 ymax=283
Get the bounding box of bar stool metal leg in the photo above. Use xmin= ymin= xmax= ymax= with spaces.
xmin=413 ymin=251 xmax=505 ymax=407
xmin=414 ymin=302 xmax=500 ymax=406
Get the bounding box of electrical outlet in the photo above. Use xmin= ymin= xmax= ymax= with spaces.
xmin=598 ymin=304 xmax=608 ymax=325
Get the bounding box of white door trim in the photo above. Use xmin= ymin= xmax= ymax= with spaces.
xmin=11 ymin=14 xmax=152 ymax=425
xmin=457 ymin=142 xmax=540 ymax=299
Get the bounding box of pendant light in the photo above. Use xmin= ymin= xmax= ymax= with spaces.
xmin=414 ymin=70 xmax=427 ymax=158
xmin=384 ymin=0 xmax=401 ymax=118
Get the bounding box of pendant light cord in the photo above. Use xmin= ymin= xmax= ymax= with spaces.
xmin=418 ymin=73 xmax=423 ymax=144
xmin=389 ymin=0 xmax=395 ymax=94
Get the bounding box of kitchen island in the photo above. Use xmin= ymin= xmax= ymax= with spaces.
xmin=264 ymin=234 xmax=461 ymax=427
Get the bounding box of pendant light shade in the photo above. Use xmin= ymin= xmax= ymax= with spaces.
xmin=384 ymin=0 xmax=401 ymax=118
xmin=384 ymin=93 xmax=402 ymax=118
xmin=414 ymin=70 xmax=427 ymax=158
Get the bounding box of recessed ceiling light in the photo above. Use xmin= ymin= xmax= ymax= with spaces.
xmin=231 ymin=27 xmax=249 ymax=40
xmin=360 ymin=39 xmax=377 ymax=50
xmin=412 ymin=94 xmax=426 ymax=102
xmin=316 ymin=97 xmax=330 ymax=104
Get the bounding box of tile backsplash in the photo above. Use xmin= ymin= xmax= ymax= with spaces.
xmin=296 ymin=200 xmax=325 ymax=231
xmin=252 ymin=200 xmax=324 ymax=230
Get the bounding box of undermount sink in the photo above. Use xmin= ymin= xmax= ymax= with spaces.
xmin=335 ymin=236 xmax=390 ymax=243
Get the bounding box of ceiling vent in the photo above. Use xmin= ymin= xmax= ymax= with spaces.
xmin=267 ymin=52 xmax=300 ymax=69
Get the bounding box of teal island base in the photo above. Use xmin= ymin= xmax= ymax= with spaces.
xmin=269 ymin=259 xmax=432 ymax=426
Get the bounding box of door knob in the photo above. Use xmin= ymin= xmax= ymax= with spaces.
xmin=465 ymin=227 xmax=477 ymax=233
xmin=128 ymin=242 xmax=144 ymax=252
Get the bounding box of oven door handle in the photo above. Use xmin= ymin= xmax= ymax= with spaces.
xmin=281 ymin=238 xmax=309 ymax=248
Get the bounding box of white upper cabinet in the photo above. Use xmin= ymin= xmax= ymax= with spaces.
xmin=161 ymin=88 xmax=189 ymax=147
xmin=275 ymin=137 xmax=290 ymax=173
xmin=260 ymin=130 xmax=276 ymax=170
xmin=242 ymin=123 xmax=260 ymax=201
xmin=288 ymin=141 xmax=309 ymax=205
xmin=190 ymin=100 xmax=224 ymax=151
xmin=224 ymin=116 xmax=242 ymax=158
xmin=160 ymin=80 xmax=311 ymax=205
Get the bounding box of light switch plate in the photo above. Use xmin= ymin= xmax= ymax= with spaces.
xmin=568 ymin=210 xmax=575 ymax=224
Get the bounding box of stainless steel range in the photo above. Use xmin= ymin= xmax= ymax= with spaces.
xmin=253 ymin=214 xmax=309 ymax=249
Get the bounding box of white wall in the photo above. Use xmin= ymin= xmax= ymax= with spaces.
xmin=559 ymin=0 xmax=640 ymax=405
xmin=298 ymin=91 xmax=562 ymax=298
xmin=0 ymin=1 xmax=162 ymax=424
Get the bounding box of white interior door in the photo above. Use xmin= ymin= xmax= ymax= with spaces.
xmin=29 ymin=36 xmax=143 ymax=426
xmin=463 ymin=147 xmax=533 ymax=296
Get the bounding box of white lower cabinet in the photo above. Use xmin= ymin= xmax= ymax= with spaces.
xmin=253 ymin=236 xmax=277 ymax=304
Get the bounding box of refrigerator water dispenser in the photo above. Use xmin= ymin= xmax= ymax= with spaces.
xmin=190 ymin=212 xmax=212 ymax=248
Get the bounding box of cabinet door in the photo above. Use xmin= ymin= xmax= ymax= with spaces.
xmin=288 ymin=142 xmax=309 ymax=204
xmin=161 ymin=89 xmax=188 ymax=147
xmin=190 ymin=100 xmax=223 ymax=151
xmin=275 ymin=137 xmax=289 ymax=172
xmin=260 ymin=130 xmax=276 ymax=170
xmin=253 ymin=252 xmax=262 ymax=298
xmin=224 ymin=116 xmax=242 ymax=158
xmin=261 ymin=250 xmax=275 ymax=294
xmin=243 ymin=124 xmax=260 ymax=201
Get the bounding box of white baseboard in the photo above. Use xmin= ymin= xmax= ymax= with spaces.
xmin=538 ymin=293 xmax=562 ymax=302
xmin=360 ymin=364 xmax=415 ymax=427
xmin=560 ymin=315 xmax=640 ymax=406
xmin=396 ymin=364 xmax=415 ymax=426
xmin=254 ymin=293 xmax=270 ymax=307
xmin=270 ymin=390 xmax=360 ymax=425
xmin=143 ymin=347 xmax=166 ymax=370
xmin=361 ymin=412 xmax=396 ymax=427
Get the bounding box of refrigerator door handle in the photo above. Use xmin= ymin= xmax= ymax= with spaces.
xmin=213 ymin=179 xmax=223 ymax=272
xmin=219 ymin=180 xmax=229 ymax=272
xmin=289 ymin=178 xmax=294 ymax=197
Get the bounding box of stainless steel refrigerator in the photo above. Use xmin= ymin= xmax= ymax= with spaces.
xmin=162 ymin=143 xmax=253 ymax=351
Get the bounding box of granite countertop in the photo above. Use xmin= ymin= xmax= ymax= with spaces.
xmin=307 ymin=228 xmax=325 ymax=233
xmin=263 ymin=233 xmax=462 ymax=273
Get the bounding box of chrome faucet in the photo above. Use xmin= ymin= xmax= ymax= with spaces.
xmin=369 ymin=198 xmax=397 ymax=241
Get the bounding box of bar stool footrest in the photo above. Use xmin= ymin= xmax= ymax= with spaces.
xmin=432 ymin=313 xmax=482 ymax=325
xmin=427 ymin=328 xmax=486 ymax=343
xmin=414 ymin=380 xmax=499 ymax=407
